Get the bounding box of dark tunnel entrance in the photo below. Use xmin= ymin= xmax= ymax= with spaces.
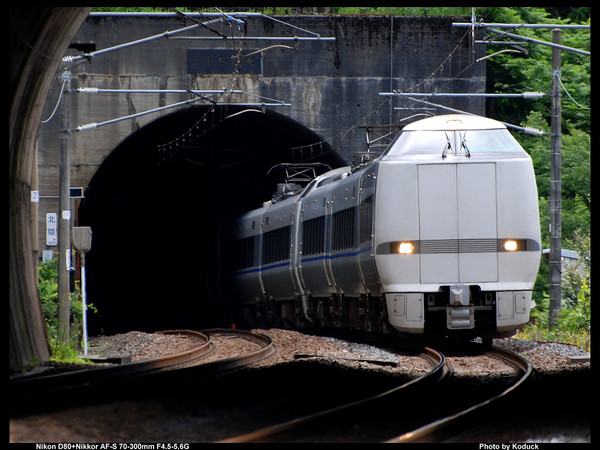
xmin=78 ymin=105 xmax=345 ymax=335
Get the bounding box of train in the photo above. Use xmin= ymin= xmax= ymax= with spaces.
xmin=219 ymin=114 xmax=542 ymax=340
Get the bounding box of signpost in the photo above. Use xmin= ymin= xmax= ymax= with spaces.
xmin=46 ymin=213 xmax=58 ymax=246
xmin=73 ymin=226 xmax=92 ymax=355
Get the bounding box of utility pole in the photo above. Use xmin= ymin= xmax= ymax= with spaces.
xmin=58 ymin=69 xmax=72 ymax=344
xmin=549 ymin=29 xmax=562 ymax=328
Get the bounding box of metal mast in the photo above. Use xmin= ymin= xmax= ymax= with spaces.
xmin=549 ymin=29 xmax=562 ymax=328
xmin=57 ymin=69 xmax=72 ymax=344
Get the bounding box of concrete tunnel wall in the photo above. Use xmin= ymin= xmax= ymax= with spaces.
xmin=78 ymin=105 xmax=345 ymax=334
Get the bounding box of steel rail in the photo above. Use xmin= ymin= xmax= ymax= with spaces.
xmin=9 ymin=330 xmax=214 ymax=399
xmin=385 ymin=344 xmax=532 ymax=443
xmin=198 ymin=328 xmax=276 ymax=372
xmin=10 ymin=328 xmax=276 ymax=411
xmin=219 ymin=346 xmax=448 ymax=443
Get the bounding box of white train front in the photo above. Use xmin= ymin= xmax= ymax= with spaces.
xmin=220 ymin=114 xmax=542 ymax=340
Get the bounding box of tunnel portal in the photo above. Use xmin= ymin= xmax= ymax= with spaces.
xmin=78 ymin=105 xmax=345 ymax=334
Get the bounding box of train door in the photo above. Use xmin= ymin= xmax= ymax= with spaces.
xmin=417 ymin=163 xmax=498 ymax=284
xmin=357 ymin=170 xmax=379 ymax=294
xmin=323 ymin=194 xmax=337 ymax=292
xmin=297 ymin=189 xmax=335 ymax=298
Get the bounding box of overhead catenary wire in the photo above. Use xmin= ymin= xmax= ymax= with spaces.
xmin=170 ymin=36 xmax=335 ymax=41
xmin=62 ymin=22 xmax=221 ymax=64
xmin=172 ymin=9 xmax=234 ymax=49
xmin=40 ymin=76 xmax=67 ymax=124
xmin=486 ymin=28 xmax=590 ymax=56
xmin=381 ymin=92 xmax=548 ymax=99
xmin=73 ymin=88 xmax=244 ymax=95
xmin=453 ymin=22 xmax=590 ymax=30
xmin=397 ymin=97 xmax=550 ymax=137
xmin=475 ymin=49 xmax=525 ymax=62
xmin=70 ymin=96 xmax=291 ymax=133
xmin=556 ymin=74 xmax=590 ymax=110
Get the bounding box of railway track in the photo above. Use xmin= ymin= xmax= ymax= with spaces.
xmin=11 ymin=329 xmax=533 ymax=443
xmin=219 ymin=346 xmax=448 ymax=443
xmin=197 ymin=328 xmax=276 ymax=372
xmin=219 ymin=342 xmax=532 ymax=443
xmin=387 ymin=344 xmax=533 ymax=443
xmin=9 ymin=328 xmax=274 ymax=409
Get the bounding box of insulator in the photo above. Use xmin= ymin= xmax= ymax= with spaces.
xmin=523 ymin=127 xmax=546 ymax=136
xmin=522 ymin=92 xmax=546 ymax=99
xmin=76 ymin=123 xmax=98 ymax=131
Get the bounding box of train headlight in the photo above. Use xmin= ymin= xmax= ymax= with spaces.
xmin=502 ymin=239 xmax=519 ymax=252
xmin=397 ymin=242 xmax=415 ymax=254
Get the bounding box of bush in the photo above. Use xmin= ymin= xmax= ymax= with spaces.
xmin=517 ymin=269 xmax=590 ymax=351
xmin=38 ymin=257 xmax=96 ymax=361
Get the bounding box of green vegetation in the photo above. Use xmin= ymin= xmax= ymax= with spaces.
xmin=38 ymin=257 xmax=96 ymax=362
xmin=516 ymin=231 xmax=590 ymax=349
xmin=517 ymin=268 xmax=590 ymax=349
xmin=332 ymin=7 xmax=473 ymax=16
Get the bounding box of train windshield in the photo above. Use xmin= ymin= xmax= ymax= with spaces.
xmin=386 ymin=128 xmax=525 ymax=156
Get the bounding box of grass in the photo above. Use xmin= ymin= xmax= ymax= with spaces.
xmin=515 ymin=323 xmax=590 ymax=351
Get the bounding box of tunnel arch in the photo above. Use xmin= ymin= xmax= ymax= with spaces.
xmin=78 ymin=104 xmax=345 ymax=334
xmin=10 ymin=7 xmax=92 ymax=373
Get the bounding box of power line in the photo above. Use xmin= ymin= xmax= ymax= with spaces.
xmin=381 ymin=91 xmax=548 ymax=99
xmin=486 ymin=28 xmax=590 ymax=56
xmin=394 ymin=96 xmax=550 ymax=137
xmin=453 ymin=22 xmax=590 ymax=30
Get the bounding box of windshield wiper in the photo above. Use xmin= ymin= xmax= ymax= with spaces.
xmin=442 ymin=131 xmax=452 ymax=158
xmin=442 ymin=131 xmax=470 ymax=158
xmin=460 ymin=131 xmax=470 ymax=157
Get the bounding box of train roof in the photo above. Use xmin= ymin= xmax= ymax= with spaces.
xmin=402 ymin=114 xmax=507 ymax=131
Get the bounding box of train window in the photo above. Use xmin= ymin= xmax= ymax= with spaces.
xmin=386 ymin=129 xmax=524 ymax=156
xmin=332 ymin=207 xmax=356 ymax=251
xmin=302 ymin=216 xmax=325 ymax=256
xmin=262 ymin=226 xmax=291 ymax=265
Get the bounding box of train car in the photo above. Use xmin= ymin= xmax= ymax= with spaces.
xmin=220 ymin=114 xmax=541 ymax=340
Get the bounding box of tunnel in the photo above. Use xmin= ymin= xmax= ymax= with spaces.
xmin=78 ymin=104 xmax=345 ymax=335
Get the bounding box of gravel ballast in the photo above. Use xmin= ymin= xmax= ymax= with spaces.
xmin=10 ymin=328 xmax=590 ymax=443
xmin=85 ymin=328 xmax=590 ymax=375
